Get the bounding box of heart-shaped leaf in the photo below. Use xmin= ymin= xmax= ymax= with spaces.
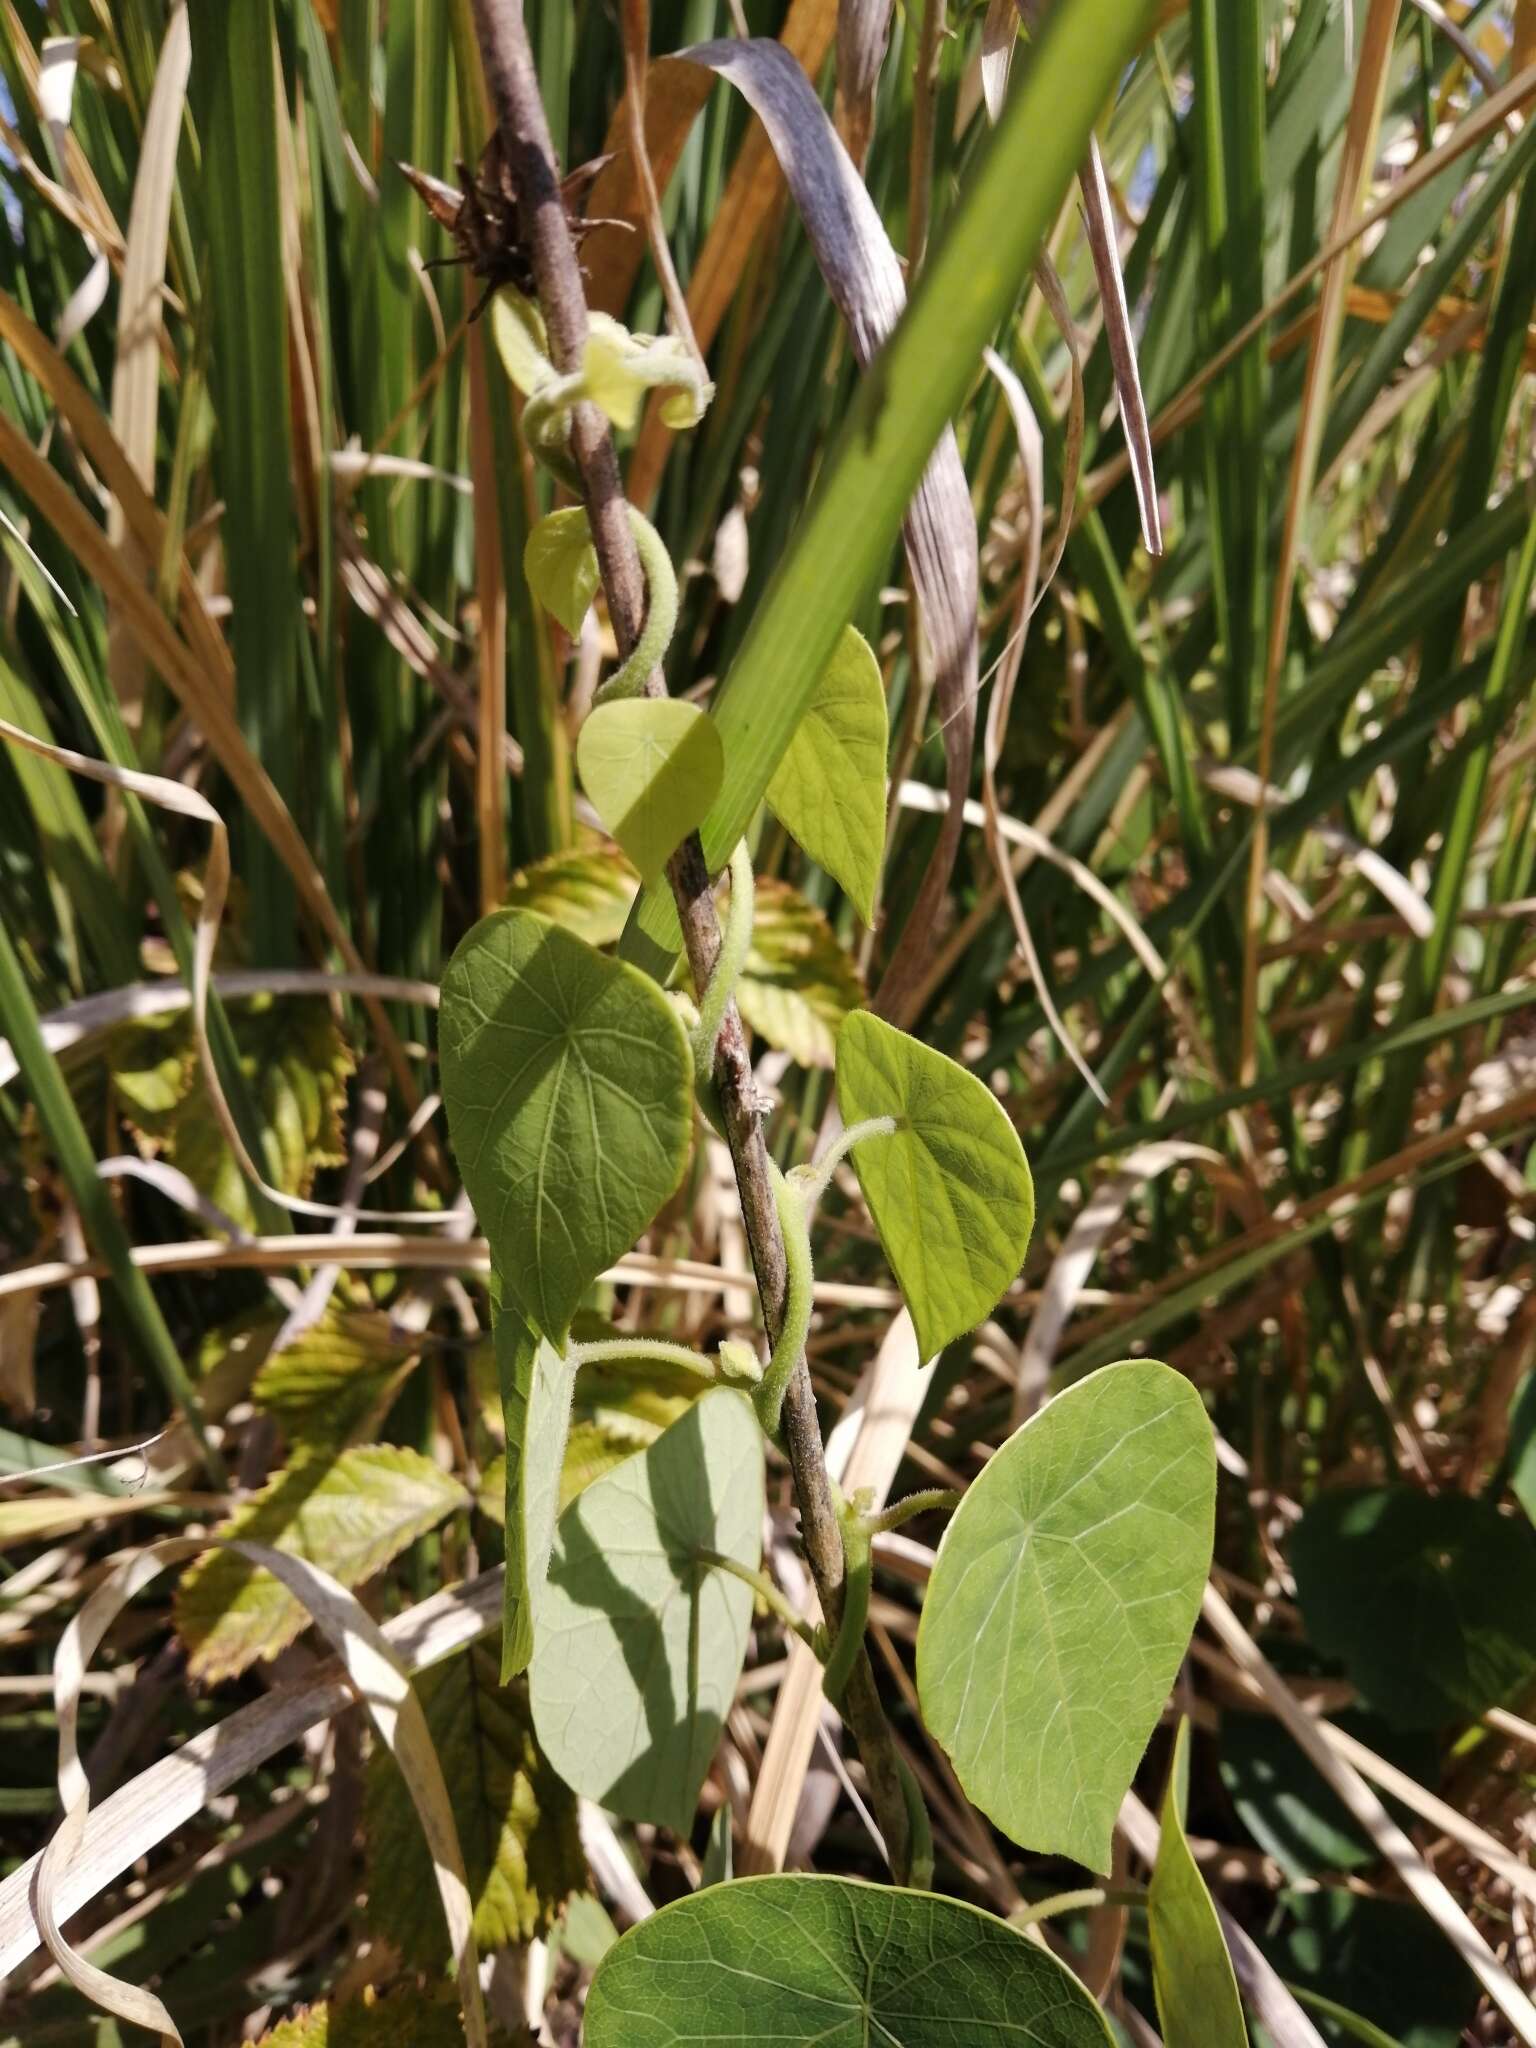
xmin=836 ymin=1009 xmax=1034 ymax=1359
xmin=524 ymin=507 xmax=599 ymax=637
xmin=494 ymin=1295 xmax=578 ymax=1679
xmin=439 ymin=910 xmax=693 ymax=1343
xmin=766 ymin=626 xmax=888 ymax=924
xmin=529 ymin=1388 xmax=763 ymax=1833
xmin=1148 ymin=1718 xmax=1248 ymax=2047
xmin=1291 ymin=1485 xmax=1536 ymax=1729
xmin=583 ymin=1875 xmax=1115 ymax=2046
xmin=915 ymin=1359 xmax=1215 ymax=1872
xmin=576 ymin=699 xmax=724 ymax=886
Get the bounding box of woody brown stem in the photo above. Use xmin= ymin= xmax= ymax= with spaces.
xmin=468 ymin=0 xmax=911 ymax=1881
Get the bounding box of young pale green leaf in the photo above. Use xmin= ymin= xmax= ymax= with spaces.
xmin=529 ymin=1388 xmax=764 ymax=1833
xmin=489 ymin=289 xmax=552 ymax=397
xmin=1149 ymin=1718 xmax=1249 ymax=2047
xmin=836 ymin=1010 xmax=1034 ymax=1359
xmin=524 ymin=507 xmax=600 ymax=637
xmin=582 ymin=316 xmax=712 ymax=432
xmin=364 ymin=1643 xmax=585 ymax=1964
xmin=439 ymin=910 xmax=693 ymax=1343
xmin=495 ymin=1300 xmax=577 ymax=1680
xmin=1291 ymin=1486 xmax=1536 ymax=1729
xmin=737 ymin=879 xmax=864 ymax=1069
xmin=583 ymin=1875 xmax=1114 ymax=2046
xmin=765 ymin=626 xmax=887 ymax=924
xmin=174 ymin=1446 xmax=468 ymax=1682
xmin=575 ymin=699 xmax=724 ymax=887
xmin=915 ymin=1360 xmax=1215 ymax=1872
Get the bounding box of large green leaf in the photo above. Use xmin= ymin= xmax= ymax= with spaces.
xmin=1148 ymin=1719 xmax=1248 ymax=2047
xmin=439 ymin=909 xmax=694 ymax=1343
xmin=1263 ymin=1890 xmax=1479 ymax=2048
xmin=915 ymin=1360 xmax=1215 ymax=1871
xmin=529 ymin=1388 xmax=763 ymax=1832
xmin=766 ymin=626 xmax=887 ymax=925
xmin=583 ymin=1875 xmax=1114 ymax=2046
xmin=494 ymin=1299 xmax=577 ymax=1680
xmin=836 ymin=1010 xmax=1034 ymax=1359
xmin=1290 ymin=1486 xmax=1536 ymax=1729
xmin=364 ymin=1643 xmax=584 ymax=1963
xmin=175 ymin=1446 xmax=468 ymax=1681
xmin=503 ymin=843 xmax=638 ymax=946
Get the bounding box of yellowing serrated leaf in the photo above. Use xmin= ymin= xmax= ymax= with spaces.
xmin=175 ymin=1445 xmax=468 ymax=1681
xmin=576 ymin=699 xmax=724 ymax=887
xmin=766 ymin=626 xmax=888 ymax=924
xmin=364 ymin=1643 xmax=584 ymax=1964
xmin=737 ymin=880 xmax=864 ymax=1069
xmin=253 ymin=1986 xmax=493 ymax=2047
xmin=252 ymin=1310 xmax=421 ymax=1451
xmin=155 ymin=997 xmax=354 ymax=1232
xmin=524 ymin=507 xmax=600 ymax=637
xmin=503 ymin=844 xmax=640 ymax=947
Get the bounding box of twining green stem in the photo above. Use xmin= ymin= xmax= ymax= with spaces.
xmin=695 ymin=1547 xmax=817 ymax=1650
xmin=896 ymin=1756 xmax=936 ymax=1891
xmin=570 ymin=1336 xmax=710 ymax=1380
xmin=592 ymin=507 xmax=679 ymax=704
xmin=866 ymin=1489 xmax=964 ymax=1536
xmin=691 ymin=839 xmax=754 ymax=1072
xmin=1008 ymin=1887 xmax=1144 ymax=1930
xmin=820 ymin=1508 xmax=872 ymax=1705
xmin=754 ymin=1167 xmax=815 ymax=1438
xmin=569 ymin=1336 xmax=762 ymax=1390
xmin=788 ymin=1116 xmax=898 ymax=1216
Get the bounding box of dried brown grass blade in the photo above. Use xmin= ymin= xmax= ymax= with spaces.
xmin=1241 ymin=0 xmax=1403 ymax=1083
xmin=1078 ymin=134 xmax=1162 ymax=557
xmin=665 ymin=40 xmax=979 ymax=1025
xmin=835 ymin=0 xmax=895 ymax=166
xmin=0 ymin=720 xmax=447 ymax=1228
xmin=107 ymin=2 xmax=190 ymax=730
xmin=0 ymin=1567 xmax=501 ymax=1980
xmin=32 ymin=1539 xmax=487 ymax=2043
xmin=624 ymin=0 xmax=841 ymax=505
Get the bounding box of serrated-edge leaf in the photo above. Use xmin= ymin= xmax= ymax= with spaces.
xmin=766 ymin=625 xmax=887 ymax=924
xmin=175 ymin=1445 xmax=468 ymax=1681
xmin=915 ymin=1360 xmax=1215 ymax=1872
xmin=364 ymin=1642 xmax=584 ymax=1963
xmin=736 ymin=880 xmax=864 ymax=1069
